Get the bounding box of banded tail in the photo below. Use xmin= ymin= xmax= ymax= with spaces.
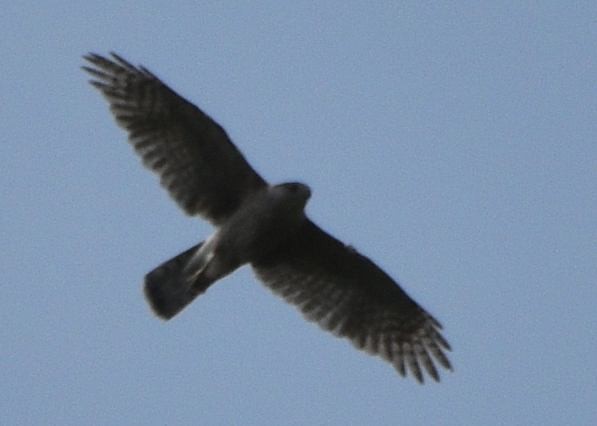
xmin=144 ymin=242 xmax=216 ymax=319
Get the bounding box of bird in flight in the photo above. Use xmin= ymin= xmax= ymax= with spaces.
xmin=83 ymin=53 xmax=452 ymax=383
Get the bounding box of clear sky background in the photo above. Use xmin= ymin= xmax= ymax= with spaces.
xmin=2 ymin=1 xmax=596 ymax=425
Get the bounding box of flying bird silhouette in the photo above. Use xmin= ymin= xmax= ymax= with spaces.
xmin=83 ymin=53 xmax=452 ymax=383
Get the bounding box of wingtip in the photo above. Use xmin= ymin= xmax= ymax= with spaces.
xmin=82 ymin=52 xmax=105 ymax=64
xmin=109 ymin=52 xmax=137 ymax=70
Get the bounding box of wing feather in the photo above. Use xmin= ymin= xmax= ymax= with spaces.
xmin=83 ymin=53 xmax=267 ymax=224
xmin=252 ymin=220 xmax=452 ymax=383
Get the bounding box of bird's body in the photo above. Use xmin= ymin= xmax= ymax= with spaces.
xmin=147 ymin=182 xmax=312 ymax=319
xmin=83 ymin=53 xmax=452 ymax=383
xmin=210 ymin=183 xmax=312 ymax=265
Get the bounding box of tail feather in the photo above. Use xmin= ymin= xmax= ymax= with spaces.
xmin=144 ymin=243 xmax=216 ymax=319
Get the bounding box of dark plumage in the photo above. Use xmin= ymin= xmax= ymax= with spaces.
xmin=84 ymin=53 xmax=452 ymax=383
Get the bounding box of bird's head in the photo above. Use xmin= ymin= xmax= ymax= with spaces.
xmin=270 ymin=182 xmax=312 ymax=211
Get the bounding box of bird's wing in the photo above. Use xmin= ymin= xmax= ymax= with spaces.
xmin=83 ymin=53 xmax=267 ymax=225
xmin=252 ymin=220 xmax=452 ymax=383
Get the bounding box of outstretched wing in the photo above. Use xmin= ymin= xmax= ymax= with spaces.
xmin=83 ymin=53 xmax=267 ymax=224
xmin=252 ymin=220 xmax=452 ymax=383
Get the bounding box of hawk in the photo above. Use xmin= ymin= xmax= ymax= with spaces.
xmin=83 ymin=53 xmax=452 ymax=383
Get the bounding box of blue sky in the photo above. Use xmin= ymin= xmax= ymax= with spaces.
xmin=2 ymin=1 xmax=596 ymax=425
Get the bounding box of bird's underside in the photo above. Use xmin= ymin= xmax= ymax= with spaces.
xmin=83 ymin=52 xmax=452 ymax=383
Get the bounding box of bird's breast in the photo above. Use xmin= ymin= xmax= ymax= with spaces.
xmin=216 ymin=192 xmax=307 ymax=263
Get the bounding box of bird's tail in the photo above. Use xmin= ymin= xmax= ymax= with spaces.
xmin=144 ymin=242 xmax=217 ymax=320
